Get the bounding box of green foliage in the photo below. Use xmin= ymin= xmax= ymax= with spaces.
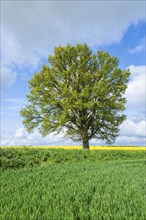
xmin=0 ymin=148 xmax=42 ymax=170
xmin=1 ymin=160 xmax=145 ymax=219
xmin=20 ymin=44 xmax=130 ymax=148
xmin=0 ymin=147 xmax=145 ymax=170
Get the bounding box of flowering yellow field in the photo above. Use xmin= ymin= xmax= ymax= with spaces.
xmin=1 ymin=146 xmax=146 ymax=151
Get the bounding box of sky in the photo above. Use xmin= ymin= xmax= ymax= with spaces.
xmin=1 ymin=0 xmax=146 ymax=146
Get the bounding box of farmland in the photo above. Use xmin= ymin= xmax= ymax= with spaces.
xmin=0 ymin=147 xmax=146 ymax=220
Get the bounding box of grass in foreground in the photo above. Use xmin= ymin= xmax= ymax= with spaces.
xmin=0 ymin=148 xmax=146 ymax=219
xmin=1 ymin=160 xmax=146 ymax=220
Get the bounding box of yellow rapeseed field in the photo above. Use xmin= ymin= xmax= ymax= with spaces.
xmin=1 ymin=146 xmax=146 ymax=151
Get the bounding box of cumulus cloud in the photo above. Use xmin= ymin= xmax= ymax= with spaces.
xmin=125 ymin=65 xmax=145 ymax=109
xmin=1 ymin=66 xmax=17 ymax=91
xmin=15 ymin=127 xmax=28 ymax=138
xmin=1 ymin=1 xmax=145 ymax=70
xmin=120 ymin=119 xmax=145 ymax=138
xmin=12 ymin=127 xmax=75 ymax=146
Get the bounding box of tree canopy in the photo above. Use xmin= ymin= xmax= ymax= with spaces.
xmin=20 ymin=44 xmax=130 ymax=149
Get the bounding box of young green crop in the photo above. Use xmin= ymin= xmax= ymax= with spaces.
xmin=1 ymin=160 xmax=146 ymax=220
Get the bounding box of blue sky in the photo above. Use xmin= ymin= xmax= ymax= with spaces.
xmin=1 ymin=1 xmax=145 ymax=146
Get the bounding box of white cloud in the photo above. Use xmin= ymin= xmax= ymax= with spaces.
xmin=120 ymin=119 xmax=145 ymax=138
xmin=125 ymin=65 xmax=145 ymax=108
xmin=113 ymin=118 xmax=146 ymax=146
xmin=1 ymin=66 xmax=17 ymax=91
xmin=1 ymin=28 xmax=41 ymax=69
xmin=15 ymin=127 xmax=28 ymax=138
xmin=12 ymin=127 xmax=76 ymax=146
xmin=1 ymin=1 xmax=145 ymax=70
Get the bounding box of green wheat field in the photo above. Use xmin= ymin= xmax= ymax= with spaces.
xmin=0 ymin=147 xmax=146 ymax=220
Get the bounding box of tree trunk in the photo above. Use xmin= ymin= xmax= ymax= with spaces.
xmin=82 ymin=137 xmax=89 ymax=150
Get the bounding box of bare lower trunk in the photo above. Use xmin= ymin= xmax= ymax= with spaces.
xmin=82 ymin=138 xmax=89 ymax=150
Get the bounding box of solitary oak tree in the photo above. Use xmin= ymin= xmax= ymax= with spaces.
xmin=20 ymin=44 xmax=130 ymax=149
